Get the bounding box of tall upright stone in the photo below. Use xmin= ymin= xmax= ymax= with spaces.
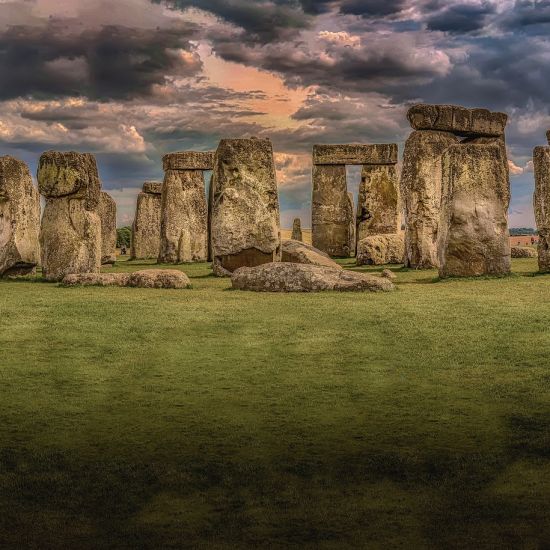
xmin=0 ymin=156 xmax=41 ymax=276
xmin=131 ymin=182 xmax=162 ymax=260
xmin=99 ymin=191 xmax=117 ymax=265
xmin=291 ymin=218 xmax=303 ymax=241
xmin=438 ymin=143 xmax=510 ymax=277
xmin=210 ymin=138 xmax=281 ymax=276
xmin=348 ymin=192 xmax=356 ymax=257
xmin=158 ymin=152 xmax=212 ymax=264
xmin=534 ymin=144 xmax=550 ymax=272
xmin=38 ymin=151 xmax=101 ymax=281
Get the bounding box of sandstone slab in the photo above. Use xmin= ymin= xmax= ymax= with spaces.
xmin=62 ymin=273 xmax=130 ymax=286
xmin=131 ymin=182 xmax=162 ymax=260
xmin=534 ymin=146 xmax=550 ymax=272
xmin=0 ymin=156 xmax=41 ymax=276
xmin=313 ymin=144 xmax=397 ymax=166
xmin=511 ymin=246 xmax=537 ymax=258
xmin=163 ymin=152 xmax=214 ymax=171
xmin=281 ymin=239 xmax=342 ymax=269
xmin=62 ymin=269 xmax=191 ymax=288
xmin=438 ymin=144 xmax=511 ymax=277
xmin=210 ymin=138 xmax=281 ymax=276
xmin=291 ymin=218 xmax=303 ymax=241
xmin=356 ymin=234 xmax=405 ymax=266
xmin=99 ymin=192 xmax=117 ymax=264
xmin=231 ymin=262 xmax=394 ymax=292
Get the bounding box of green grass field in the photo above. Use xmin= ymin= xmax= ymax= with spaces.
xmin=1 ymin=258 xmax=550 ymax=549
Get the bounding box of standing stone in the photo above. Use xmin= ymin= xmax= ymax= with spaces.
xmin=312 ymin=164 xmax=351 ymax=257
xmin=210 ymin=138 xmax=281 ymax=276
xmin=131 ymin=182 xmax=162 ymax=260
xmin=357 ymin=164 xmax=399 ymax=242
xmin=401 ymin=130 xmax=460 ymax=269
xmin=158 ymin=152 xmax=212 ymax=264
xmin=291 ymin=218 xmax=303 ymax=241
xmin=0 ymin=156 xmax=41 ymax=276
xmin=438 ymin=144 xmax=510 ymax=277
xmin=534 ymin=145 xmax=550 ymax=272
xmin=99 ymin=192 xmax=117 ymax=265
xmin=348 ymin=192 xmax=356 ymax=257
xmin=38 ymin=151 xmax=101 ymax=281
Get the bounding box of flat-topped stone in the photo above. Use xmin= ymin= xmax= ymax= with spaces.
xmin=162 ymin=151 xmax=214 ymax=171
xmin=407 ymin=104 xmax=507 ymax=137
xmin=313 ymin=144 xmax=398 ymax=166
xmin=142 ymin=181 xmax=162 ymax=194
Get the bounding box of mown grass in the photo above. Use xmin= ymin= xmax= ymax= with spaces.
xmin=1 ymin=257 xmax=550 ymax=549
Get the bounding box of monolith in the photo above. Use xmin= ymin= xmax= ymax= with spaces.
xmin=0 ymin=156 xmax=41 ymax=276
xmin=99 ymin=191 xmax=117 ymax=264
xmin=534 ymin=145 xmax=550 ymax=272
xmin=131 ymin=182 xmax=162 ymax=260
xmin=291 ymin=218 xmax=303 ymax=241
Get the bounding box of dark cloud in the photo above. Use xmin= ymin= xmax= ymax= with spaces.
xmin=501 ymin=0 xmax=550 ymax=33
xmin=339 ymin=0 xmax=407 ymax=17
xmin=426 ymin=2 xmax=496 ymax=33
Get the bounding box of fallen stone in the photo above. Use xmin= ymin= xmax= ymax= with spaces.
xmin=407 ymin=104 xmax=507 ymax=137
xmin=381 ymin=269 xmax=397 ymax=280
xmin=210 ymin=138 xmax=281 ymax=275
xmin=231 ymin=262 xmax=394 ymax=292
xmin=313 ymin=144 xmax=397 ymax=165
xmin=281 ymin=239 xmax=342 ymax=269
xmin=357 ymin=164 xmax=400 ymax=242
xmin=62 ymin=272 xmax=130 ymax=286
xmin=131 ymin=182 xmax=162 ymax=260
xmin=312 ymin=164 xmax=353 ymax=257
xmin=291 ymin=218 xmax=303 ymax=241
xmin=400 ymin=130 xmax=460 ymax=269
xmin=163 ymin=151 xmax=214 ymax=171
xmin=534 ymin=146 xmax=550 ymax=272
xmin=38 ymin=151 xmax=102 ymax=281
xmin=99 ymin=192 xmax=117 ymax=265
xmin=356 ymin=234 xmax=405 ymax=266
xmin=511 ymin=246 xmax=537 ymax=258
xmin=128 ymin=269 xmax=192 ymax=289
xmin=0 ymin=156 xmax=41 ymax=276
xmin=438 ymin=143 xmax=511 ymax=277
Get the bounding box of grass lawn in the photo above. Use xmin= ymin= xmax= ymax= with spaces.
xmin=1 ymin=257 xmax=550 ymax=548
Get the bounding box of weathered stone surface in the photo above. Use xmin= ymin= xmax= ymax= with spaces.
xmin=131 ymin=182 xmax=162 ymax=260
xmin=210 ymin=138 xmax=281 ymax=276
xmin=511 ymin=246 xmax=537 ymax=258
xmin=407 ymin=104 xmax=507 ymax=137
xmin=313 ymin=144 xmax=398 ymax=166
xmin=62 ymin=272 xmax=130 ymax=286
xmin=438 ymin=144 xmax=511 ymax=277
xmin=38 ymin=151 xmax=102 ymax=281
xmin=231 ymin=262 xmax=394 ymax=292
xmin=356 ymin=234 xmax=405 ymax=266
xmin=158 ymin=170 xmax=208 ymax=263
xmin=99 ymin=192 xmax=117 ymax=265
xmin=0 ymin=156 xmax=41 ymax=276
xmin=312 ymin=165 xmax=353 ymax=257
xmin=534 ymin=146 xmax=550 ymax=272
xmin=62 ymin=269 xmax=191 ymax=288
xmin=291 ymin=218 xmax=303 ymax=241
xmin=381 ymin=268 xmax=396 ymax=280
xmin=401 ymin=130 xmax=460 ymax=269
xmin=348 ymin=192 xmax=356 ymax=256
xmin=162 ymin=151 xmax=214 ymax=171
xmin=357 ymin=164 xmax=399 ymax=242
xmin=281 ymin=239 xmax=342 ymax=269
xmin=546 ymin=130 xmax=550 ymax=146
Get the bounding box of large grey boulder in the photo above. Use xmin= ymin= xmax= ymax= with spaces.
xmin=401 ymin=130 xmax=460 ymax=269
xmin=99 ymin=192 xmax=117 ymax=265
xmin=131 ymin=181 xmax=162 ymax=260
xmin=312 ymin=164 xmax=352 ymax=257
xmin=281 ymin=239 xmax=342 ymax=269
xmin=356 ymin=234 xmax=405 ymax=266
xmin=407 ymin=104 xmax=507 ymax=137
xmin=210 ymin=138 xmax=281 ymax=276
xmin=231 ymin=262 xmax=394 ymax=292
xmin=438 ymin=144 xmax=510 ymax=277
xmin=534 ymin=145 xmax=550 ymax=272
xmin=38 ymin=151 xmax=102 ymax=281
xmin=357 ymin=164 xmax=399 ymax=242
xmin=0 ymin=156 xmax=41 ymax=276
xmin=291 ymin=217 xmax=303 ymax=241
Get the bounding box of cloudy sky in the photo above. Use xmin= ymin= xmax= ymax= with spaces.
xmin=1 ymin=0 xmax=548 ymax=228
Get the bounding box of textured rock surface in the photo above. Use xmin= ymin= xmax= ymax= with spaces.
xmin=131 ymin=182 xmax=162 ymax=260
xmin=163 ymin=152 xmax=214 ymax=171
xmin=356 ymin=234 xmax=405 ymax=266
xmin=281 ymin=239 xmax=342 ymax=269
xmin=231 ymin=262 xmax=394 ymax=292
xmin=312 ymin=164 xmax=353 ymax=257
xmin=99 ymin=192 xmax=117 ymax=264
xmin=348 ymin=192 xmax=356 ymax=256
xmin=62 ymin=273 xmax=130 ymax=286
xmin=62 ymin=269 xmax=191 ymax=288
xmin=291 ymin=218 xmax=303 ymax=241
xmin=438 ymin=144 xmax=510 ymax=277
xmin=313 ymin=144 xmax=397 ymax=165
xmin=210 ymin=138 xmax=281 ymax=275
xmin=381 ymin=268 xmax=396 ymax=280
xmin=534 ymin=146 xmax=550 ymax=271
xmin=511 ymin=246 xmax=537 ymax=258
xmin=407 ymin=104 xmax=507 ymax=137
xmin=357 ymin=164 xmax=399 ymax=242
xmin=38 ymin=151 xmax=101 ymax=281
xmin=401 ymin=130 xmax=460 ymax=268
xmin=547 ymin=130 xmax=550 ymax=146
xmin=0 ymin=156 xmax=41 ymax=276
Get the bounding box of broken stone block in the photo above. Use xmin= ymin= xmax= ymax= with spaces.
xmin=356 ymin=234 xmax=404 ymax=266
xmin=131 ymin=182 xmax=162 ymax=260
xmin=99 ymin=192 xmax=117 ymax=265
xmin=313 ymin=144 xmax=398 ymax=166
xmin=534 ymin=146 xmax=550 ymax=272
xmin=281 ymin=239 xmax=341 ymax=269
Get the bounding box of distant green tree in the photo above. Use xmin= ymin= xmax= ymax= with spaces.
xmin=116 ymin=226 xmax=132 ymax=248
xmin=509 ymin=228 xmax=537 ymax=236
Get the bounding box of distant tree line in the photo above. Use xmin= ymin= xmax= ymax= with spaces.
xmin=116 ymin=226 xmax=132 ymax=248
xmin=509 ymin=228 xmax=537 ymax=236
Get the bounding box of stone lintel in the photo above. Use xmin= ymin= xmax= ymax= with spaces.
xmin=162 ymin=151 xmax=215 ymax=172
xmin=312 ymin=144 xmax=398 ymax=166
